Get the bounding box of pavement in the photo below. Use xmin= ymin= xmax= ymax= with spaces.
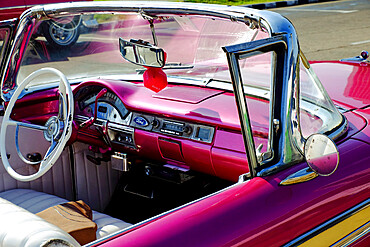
xmin=271 ymin=0 xmax=370 ymax=61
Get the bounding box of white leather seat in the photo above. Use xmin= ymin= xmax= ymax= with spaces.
xmin=0 ymin=197 xmax=80 ymax=247
xmin=0 ymin=189 xmax=132 ymax=245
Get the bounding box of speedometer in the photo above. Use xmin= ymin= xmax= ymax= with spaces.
xmin=77 ymin=86 xmax=129 ymax=122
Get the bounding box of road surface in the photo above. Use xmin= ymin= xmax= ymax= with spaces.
xmin=272 ymin=0 xmax=370 ymax=61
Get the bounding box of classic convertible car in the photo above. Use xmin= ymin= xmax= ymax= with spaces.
xmin=0 ymin=1 xmax=368 ymax=246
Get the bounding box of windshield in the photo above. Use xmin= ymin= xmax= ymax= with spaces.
xmin=300 ymin=63 xmax=344 ymax=138
xmin=16 ymin=13 xmax=268 ymax=88
xmin=7 ymin=9 xmax=344 ymax=144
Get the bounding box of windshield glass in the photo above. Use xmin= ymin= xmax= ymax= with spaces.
xmin=300 ymin=63 xmax=343 ymax=137
xmin=9 ymin=10 xmax=343 ymax=140
xmin=16 ymin=13 xmax=268 ymax=87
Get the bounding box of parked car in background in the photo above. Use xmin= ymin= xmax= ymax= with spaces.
xmin=0 ymin=1 xmax=368 ymax=246
xmin=0 ymin=0 xmax=89 ymax=21
xmin=0 ymin=0 xmax=96 ymax=48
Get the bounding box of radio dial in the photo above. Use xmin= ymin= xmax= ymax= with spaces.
xmin=183 ymin=125 xmax=192 ymax=135
xmin=152 ymin=119 xmax=160 ymax=128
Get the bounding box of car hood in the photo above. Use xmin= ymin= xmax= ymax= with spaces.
xmin=311 ymin=61 xmax=370 ymax=110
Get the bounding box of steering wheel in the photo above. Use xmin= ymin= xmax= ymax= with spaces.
xmin=0 ymin=68 xmax=74 ymax=182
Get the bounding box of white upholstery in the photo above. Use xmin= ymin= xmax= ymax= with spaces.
xmin=0 ymin=197 xmax=80 ymax=247
xmin=0 ymin=117 xmax=130 ymax=245
xmin=0 ymin=189 xmax=132 ymax=244
xmin=72 ymin=143 xmax=121 ymax=212
xmin=0 ymin=116 xmax=74 ymax=200
xmin=0 ymin=116 xmax=121 ymax=213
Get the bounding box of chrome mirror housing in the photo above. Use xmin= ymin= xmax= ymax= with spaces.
xmin=280 ymin=134 xmax=339 ymax=186
xmin=119 ymin=38 xmax=165 ymax=68
xmin=304 ymin=134 xmax=339 ymax=176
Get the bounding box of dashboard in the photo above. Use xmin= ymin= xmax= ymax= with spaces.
xmin=8 ymin=80 xmax=267 ymax=182
xmin=74 ymin=85 xmax=215 ymax=152
xmin=10 ymin=81 xmax=261 ymax=182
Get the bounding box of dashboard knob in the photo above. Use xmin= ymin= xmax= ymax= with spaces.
xmin=183 ymin=125 xmax=192 ymax=135
xmin=152 ymin=119 xmax=160 ymax=128
xmin=144 ymin=166 xmax=153 ymax=176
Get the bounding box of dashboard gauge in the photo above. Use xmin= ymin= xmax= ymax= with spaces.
xmin=76 ymin=86 xmax=129 ymax=122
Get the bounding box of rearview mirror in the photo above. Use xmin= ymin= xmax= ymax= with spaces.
xmin=304 ymin=134 xmax=339 ymax=176
xmin=119 ymin=38 xmax=165 ymax=68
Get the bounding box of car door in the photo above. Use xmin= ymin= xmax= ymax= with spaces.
xmin=100 ymin=35 xmax=369 ymax=247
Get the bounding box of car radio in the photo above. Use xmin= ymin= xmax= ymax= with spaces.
xmin=160 ymin=120 xmax=191 ymax=136
xmin=130 ymin=113 xmax=214 ymax=143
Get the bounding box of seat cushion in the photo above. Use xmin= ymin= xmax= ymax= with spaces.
xmin=0 ymin=189 xmax=132 ymax=241
xmin=0 ymin=197 xmax=80 ymax=247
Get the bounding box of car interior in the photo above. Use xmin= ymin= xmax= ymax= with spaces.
xmin=0 ymin=7 xmax=344 ymax=246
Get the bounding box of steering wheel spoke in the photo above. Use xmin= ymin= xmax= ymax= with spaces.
xmin=45 ymin=137 xmax=58 ymax=159
xmin=58 ymin=82 xmax=68 ymax=121
xmin=11 ymin=120 xmax=48 ymax=131
xmin=0 ymin=68 xmax=74 ymax=182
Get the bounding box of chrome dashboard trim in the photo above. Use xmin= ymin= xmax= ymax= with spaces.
xmin=75 ymin=114 xmax=132 ymax=129
xmin=130 ymin=112 xmax=215 ymax=144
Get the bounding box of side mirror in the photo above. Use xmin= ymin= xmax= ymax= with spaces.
xmin=304 ymin=134 xmax=339 ymax=176
xmin=119 ymin=38 xmax=165 ymax=68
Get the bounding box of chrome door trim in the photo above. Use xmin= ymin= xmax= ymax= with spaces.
xmin=332 ymin=221 xmax=370 ymax=247
xmin=279 ymin=167 xmax=318 ymax=185
xmin=283 ymin=198 xmax=370 ymax=246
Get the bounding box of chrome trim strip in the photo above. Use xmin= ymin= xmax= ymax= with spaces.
xmin=332 ymin=221 xmax=370 ymax=247
xmin=328 ymin=115 xmax=348 ymax=142
xmin=279 ymin=167 xmax=318 ymax=185
xmin=282 ymin=198 xmax=370 ymax=247
xmin=0 ymin=6 xmax=27 ymax=11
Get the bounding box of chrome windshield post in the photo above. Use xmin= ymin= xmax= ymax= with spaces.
xmin=224 ymin=47 xmax=258 ymax=178
xmin=224 ymin=22 xmax=305 ymax=177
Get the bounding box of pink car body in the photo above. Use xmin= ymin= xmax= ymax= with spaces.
xmin=0 ymin=2 xmax=368 ymax=246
